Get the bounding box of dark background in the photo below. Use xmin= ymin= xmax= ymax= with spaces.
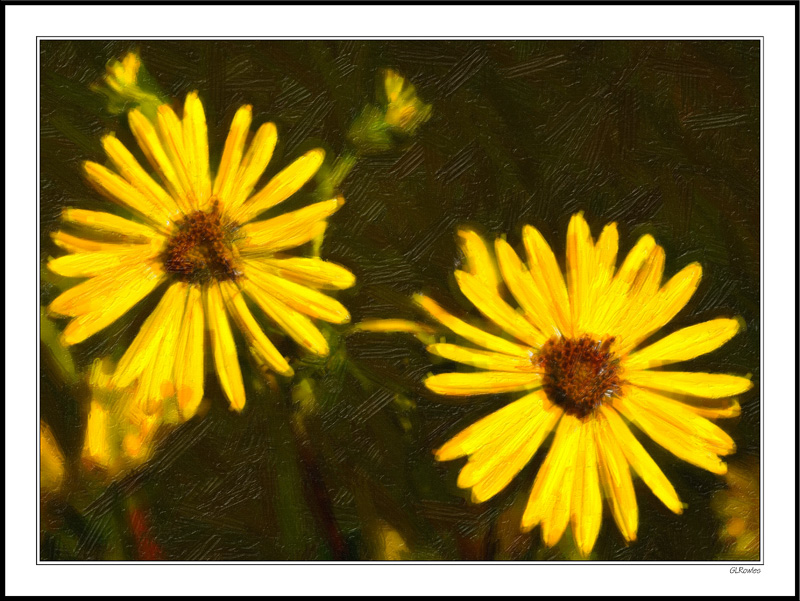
xmin=40 ymin=40 xmax=760 ymax=561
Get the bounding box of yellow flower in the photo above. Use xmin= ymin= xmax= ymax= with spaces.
xmin=41 ymin=422 xmax=66 ymax=494
xmin=48 ymin=93 xmax=356 ymax=412
xmin=382 ymin=69 xmax=432 ymax=134
xmin=421 ymin=213 xmax=752 ymax=556
xmin=82 ymin=358 xmax=169 ymax=480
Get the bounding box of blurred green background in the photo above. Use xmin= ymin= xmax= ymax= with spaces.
xmin=40 ymin=40 xmax=760 ymax=561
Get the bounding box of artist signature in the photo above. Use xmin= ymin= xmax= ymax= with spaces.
xmin=730 ymin=567 xmax=761 ymax=574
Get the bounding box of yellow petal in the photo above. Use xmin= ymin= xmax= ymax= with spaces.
xmin=114 ymin=282 xmax=186 ymax=387
xmin=101 ymin=135 xmax=180 ymax=225
xmin=494 ymin=238 xmax=560 ymax=338
xmin=220 ymin=280 xmax=293 ymax=377
xmin=427 ymin=343 xmax=536 ymax=372
xmin=249 ymin=256 xmax=355 ymax=290
xmin=128 ymin=109 xmax=191 ymax=211
xmin=454 ymin=270 xmax=547 ymax=348
xmin=138 ymin=282 xmax=188 ymax=405
xmin=236 ymin=148 xmax=325 ymax=224
xmin=206 ymin=283 xmax=246 ymax=411
xmin=425 ymin=371 xmax=542 ymax=396
xmin=612 ymin=245 xmax=665 ymax=345
xmin=599 ymin=405 xmax=683 ymax=514
xmin=52 ymin=268 xmax=164 ymax=346
xmin=245 ymin=263 xmax=350 ymax=324
xmin=239 ymin=197 xmax=344 ymax=255
xmin=174 ymin=284 xmax=205 ymax=419
xmin=48 ymin=247 xmax=146 ymax=278
xmin=40 ymin=422 xmax=66 ymax=493
xmin=182 ymin=92 xmax=211 ymax=208
xmin=84 ymin=160 xmax=174 ymax=226
xmin=61 ymin=208 xmax=158 ymax=242
xmin=155 ymin=104 xmax=195 ymax=209
xmin=571 ymin=421 xmax=602 ymax=556
xmin=227 ymin=122 xmax=278 ymax=211
xmin=436 ymin=390 xmax=557 ymax=461
xmin=625 ymin=318 xmax=742 ymax=370
xmin=51 ymin=231 xmax=129 ymax=254
xmin=461 ymin=393 xmax=562 ymax=502
xmin=594 ymin=420 xmax=638 ymax=542
xmin=522 ymin=225 xmax=571 ymax=337
xmin=616 ymin=262 xmax=702 ymax=355
xmin=584 ymin=223 xmax=618 ymax=335
xmin=621 ymin=385 xmax=737 ymax=455
xmin=521 ymin=413 xmax=579 ymax=537
xmin=457 ymin=229 xmax=501 ymax=294
xmin=414 ymin=294 xmax=532 ymax=357
xmin=593 ymin=233 xmax=656 ymax=334
xmin=566 ymin=212 xmax=594 ymax=335
xmin=242 ymin=278 xmax=329 ymax=356
xmin=626 ymin=370 xmax=753 ymax=398
xmin=613 ymin=394 xmax=729 ymax=474
xmin=49 ymin=260 xmax=162 ymax=317
xmin=213 ymin=105 xmax=253 ymax=203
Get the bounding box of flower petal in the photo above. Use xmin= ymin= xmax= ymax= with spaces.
xmin=415 ymin=294 xmax=532 ymax=358
xmin=138 ymin=282 xmax=188 ymax=405
xmin=236 ymin=148 xmax=325 ymax=224
xmin=566 ymin=212 xmax=595 ymax=335
xmin=227 ymin=122 xmax=277 ymax=211
xmin=522 ymin=224 xmax=571 ymax=337
xmin=206 ymin=283 xmax=246 ymax=411
xmin=61 ymin=208 xmax=158 ymax=242
xmin=425 ymin=371 xmax=542 ymax=396
xmin=458 ymin=392 xmax=562 ymax=503
xmin=249 ymin=256 xmax=355 ymax=290
xmin=595 ymin=420 xmax=638 ymax=542
xmin=174 ymin=284 xmax=205 ymax=419
xmin=219 ymin=280 xmax=293 ymax=377
xmin=435 ymin=390 xmax=558 ymax=461
xmin=521 ymin=413 xmax=580 ymax=540
xmin=155 ymin=104 xmax=195 ymax=208
xmin=454 ymin=270 xmax=547 ymax=348
xmin=101 ymin=134 xmax=180 ymax=225
xmin=625 ymin=370 xmax=753 ymax=398
xmin=242 ymin=278 xmax=329 ymax=356
xmin=114 ymin=282 xmax=187 ymax=388
xmin=182 ymin=91 xmax=211 ymax=207
xmin=625 ymin=318 xmax=742 ymax=370
xmin=616 ymin=262 xmax=702 ymax=355
xmin=128 ymin=109 xmax=191 ymax=212
xmin=84 ymin=160 xmax=175 ymax=227
xmin=48 ymin=247 xmax=148 ymax=278
xmin=245 ymin=263 xmax=350 ymax=324
xmin=49 ymin=260 xmax=162 ymax=319
xmin=457 ymin=229 xmax=501 ymax=294
xmin=494 ymin=238 xmax=560 ymax=338
xmin=621 ymin=385 xmax=737 ymax=454
xmin=427 ymin=343 xmax=537 ymax=372
xmin=599 ymin=405 xmax=683 ymax=514
xmin=571 ymin=421 xmax=602 ymax=556
xmin=613 ymin=393 xmax=729 ymax=474
xmin=213 ymin=105 xmax=253 ymax=206
xmin=239 ymin=197 xmax=344 ymax=255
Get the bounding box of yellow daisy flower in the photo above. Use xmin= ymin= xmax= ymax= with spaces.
xmin=420 ymin=213 xmax=752 ymax=556
xmin=48 ymin=92 xmax=356 ymax=412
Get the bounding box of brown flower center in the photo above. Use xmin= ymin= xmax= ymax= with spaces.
xmin=539 ymin=336 xmax=621 ymax=419
xmin=162 ymin=200 xmax=240 ymax=284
